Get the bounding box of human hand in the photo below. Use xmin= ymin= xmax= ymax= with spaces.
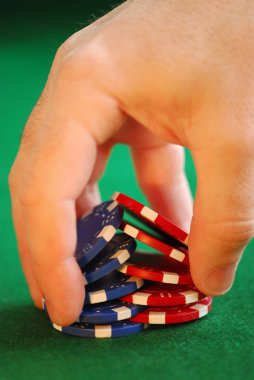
xmin=9 ymin=0 xmax=254 ymax=325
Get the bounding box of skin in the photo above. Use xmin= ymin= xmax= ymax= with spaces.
xmin=9 ymin=0 xmax=254 ymax=326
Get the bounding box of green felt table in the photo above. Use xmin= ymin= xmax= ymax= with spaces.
xmin=1 ymin=2 xmax=254 ymax=379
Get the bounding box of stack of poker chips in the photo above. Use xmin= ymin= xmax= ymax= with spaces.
xmin=43 ymin=193 xmax=212 ymax=338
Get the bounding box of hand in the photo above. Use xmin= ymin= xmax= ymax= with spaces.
xmin=9 ymin=0 xmax=254 ymax=325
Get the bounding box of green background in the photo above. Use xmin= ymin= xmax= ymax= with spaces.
xmin=1 ymin=2 xmax=254 ymax=379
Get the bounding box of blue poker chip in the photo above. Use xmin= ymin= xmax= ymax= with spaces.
xmin=85 ymin=271 xmax=145 ymax=304
xmin=52 ymin=320 xmax=149 ymax=338
xmin=78 ymin=300 xmax=146 ymax=324
xmin=75 ymin=201 xmax=123 ymax=268
xmin=82 ymin=233 xmax=136 ymax=284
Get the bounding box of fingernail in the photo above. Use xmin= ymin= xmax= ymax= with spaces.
xmin=206 ymin=263 xmax=237 ymax=295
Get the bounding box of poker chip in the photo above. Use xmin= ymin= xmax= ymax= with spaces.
xmin=82 ymin=233 xmax=136 ymax=285
xmin=53 ymin=321 xmax=149 ymax=338
xmin=112 ymin=192 xmax=189 ymax=244
xmin=85 ymin=271 xmax=144 ymax=304
xmin=118 ymin=251 xmax=193 ymax=285
xmin=121 ymin=283 xmax=205 ymax=306
xmin=42 ymin=196 xmax=213 ymax=339
xmin=130 ymin=297 xmax=212 ymax=324
xmin=78 ymin=300 xmax=146 ymax=324
xmin=75 ymin=201 xmax=123 ymax=268
xmin=120 ymin=221 xmax=189 ymax=265
xmin=122 ymin=207 xmax=188 ymax=254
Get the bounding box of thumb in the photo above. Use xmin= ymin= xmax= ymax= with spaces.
xmin=189 ymin=138 xmax=254 ymax=296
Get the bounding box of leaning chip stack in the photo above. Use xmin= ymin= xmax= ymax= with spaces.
xmin=43 ymin=194 xmax=212 ymax=338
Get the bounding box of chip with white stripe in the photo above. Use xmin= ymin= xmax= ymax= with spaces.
xmin=112 ymin=192 xmax=189 ymax=245
xmin=120 ymin=221 xmax=189 ymax=265
xmin=84 ymin=271 xmax=144 ymax=304
xmin=121 ymin=283 xmax=205 ymax=306
xmin=52 ymin=321 xmax=149 ymax=338
xmin=78 ymin=299 xmax=146 ymax=324
xmin=75 ymin=201 xmax=124 ymax=268
xmin=82 ymin=233 xmax=136 ymax=284
xmin=117 ymin=251 xmax=193 ymax=285
xmin=130 ymin=297 xmax=212 ymax=324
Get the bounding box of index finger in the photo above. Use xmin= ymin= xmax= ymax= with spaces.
xmin=10 ymin=42 xmax=127 ymax=325
xmin=21 ymin=124 xmax=98 ymax=326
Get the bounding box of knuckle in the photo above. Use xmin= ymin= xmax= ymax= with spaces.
xmin=19 ymin=189 xmax=38 ymax=208
xmin=57 ymin=41 xmax=108 ymax=82
xmin=209 ymin=129 xmax=254 ymax=167
xmin=55 ymin=36 xmax=75 ymax=61
xmin=58 ymin=52 xmax=80 ymax=78
xmin=8 ymin=164 xmax=20 ymax=194
xmin=205 ymin=219 xmax=254 ymax=246
xmin=140 ymin=171 xmax=181 ymax=191
xmin=223 ymin=132 xmax=253 ymax=154
xmin=19 ymin=179 xmax=42 ymax=208
xmin=51 ymin=35 xmax=78 ymax=75
xmin=138 ymin=149 xmax=185 ymax=190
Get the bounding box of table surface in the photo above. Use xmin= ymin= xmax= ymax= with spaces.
xmin=1 ymin=2 xmax=254 ymax=380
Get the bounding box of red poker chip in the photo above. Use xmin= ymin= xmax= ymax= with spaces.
xmin=112 ymin=192 xmax=189 ymax=245
xmin=120 ymin=221 xmax=189 ymax=265
xmin=121 ymin=283 xmax=205 ymax=306
xmin=117 ymin=251 xmax=193 ymax=285
xmin=130 ymin=297 xmax=212 ymax=324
